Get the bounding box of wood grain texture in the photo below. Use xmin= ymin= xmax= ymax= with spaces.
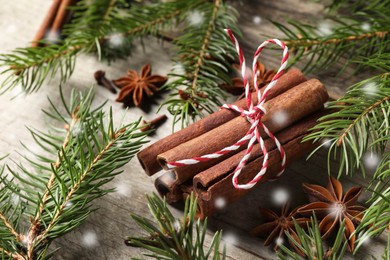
xmin=0 ymin=0 xmax=387 ymax=259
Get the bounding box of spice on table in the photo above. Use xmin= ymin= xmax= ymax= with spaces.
xmin=298 ymin=176 xmax=366 ymax=251
xmin=94 ymin=70 xmax=117 ymax=94
xmin=156 ymin=79 xmax=328 ymax=185
xmin=137 ymin=68 xmax=306 ymax=176
xmin=113 ymin=64 xmax=167 ymax=107
xmin=140 ymin=115 xmax=168 ymax=133
xmin=251 ymin=203 xmax=310 ymax=254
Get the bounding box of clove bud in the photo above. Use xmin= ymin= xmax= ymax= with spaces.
xmin=94 ymin=70 xmax=117 ymax=94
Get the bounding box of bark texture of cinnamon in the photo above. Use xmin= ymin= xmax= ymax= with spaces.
xmin=154 ymin=171 xmax=182 ymax=203
xmin=51 ymin=0 xmax=76 ymax=35
xmin=137 ymin=68 xmax=306 ymax=176
xmin=31 ymin=0 xmax=62 ymax=47
xmin=157 ymin=78 xmax=328 ymax=185
xmin=194 ymin=111 xmax=322 ymax=219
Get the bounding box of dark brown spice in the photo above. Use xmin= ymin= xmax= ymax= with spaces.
xmin=94 ymin=70 xmax=117 ymax=94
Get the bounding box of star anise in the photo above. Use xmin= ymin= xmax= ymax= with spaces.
xmin=251 ymin=202 xmax=310 ymax=254
xmin=220 ymin=61 xmax=276 ymax=96
xmin=113 ymin=64 xmax=167 ymax=106
xmin=298 ymin=176 xmax=366 ymax=251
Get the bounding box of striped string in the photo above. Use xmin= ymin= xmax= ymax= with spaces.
xmin=167 ymin=29 xmax=289 ymax=190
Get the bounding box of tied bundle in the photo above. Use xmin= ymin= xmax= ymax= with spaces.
xmin=138 ymin=30 xmax=329 ymax=219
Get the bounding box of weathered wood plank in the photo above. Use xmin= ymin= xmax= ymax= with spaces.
xmin=0 ymin=0 xmax=387 ymax=259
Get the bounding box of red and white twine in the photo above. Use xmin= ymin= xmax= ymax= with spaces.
xmin=167 ymin=29 xmax=289 ymax=190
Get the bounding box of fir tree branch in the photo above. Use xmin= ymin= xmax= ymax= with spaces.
xmin=356 ymin=151 xmax=390 ymax=251
xmin=161 ymin=0 xmax=240 ymax=128
xmin=191 ymin=0 xmax=221 ymax=97
xmin=284 ymin=31 xmax=389 ymax=49
xmin=337 ymin=93 xmax=390 ymax=147
xmin=277 ymin=216 xmax=348 ymax=260
xmin=272 ymin=0 xmax=390 ymax=73
xmin=0 ymin=0 xmax=196 ymax=94
xmin=126 ymin=193 xmax=226 ymax=259
xmin=33 ymin=108 xmax=77 ymax=225
xmin=0 ymin=87 xmax=148 ymax=259
xmin=304 ymin=72 xmax=390 ymax=177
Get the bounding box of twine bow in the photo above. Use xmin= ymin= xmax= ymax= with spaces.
xmin=167 ymin=29 xmax=289 ymax=190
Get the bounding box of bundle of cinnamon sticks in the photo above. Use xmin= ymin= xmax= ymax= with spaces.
xmin=31 ymin=0 xmax=77 ymax=47
xmin=138 ymin=68 xmax=329 ymax=219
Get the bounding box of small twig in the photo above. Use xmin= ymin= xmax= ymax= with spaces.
xmin=0 ymin=212 xmax=22 ymax=241
xmin=27 ymin=108 xmax=79 ymax=258
xmin=0 ymin=247 xmax=24 ymax=260
xmin=190 ymin=0 xmax=221 ymax=97
xmin=337 ymin=95 xmax=390 ymax=146
xmin=284 ymin=31 xmax=389 ymax=48
xmin=140 ymin=115 xmax=167 ymax=132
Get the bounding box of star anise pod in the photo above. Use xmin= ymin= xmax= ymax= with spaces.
xmin=251 ymin=202 xmax=310 ymax=255
xmin=113 ymin=64 xmax=167 ymax=107
xmin=298 ymin=176 xmax=366 ymax=251
xmin=220 ymin=61 xmax=276 ymax=96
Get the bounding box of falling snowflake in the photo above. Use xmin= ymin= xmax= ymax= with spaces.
xmin=65 ymin=201 xmax=73 ymax=209
xmin=173 ymin=220 xmax=181 ymax=233
xmin=359 ymin=233 xmax=372 ymax=245
xmin=361 ymin=23 xmax=371 ymax=31
xmin=21 ymin=234 xmax=29 ymax=246
xmin=223 ymin=232 xmax=238 ymax=245
xmin=272 ymin=188 xmax=289 ymax=205
xmin=45 ymin=30 xmax=61 ymax=44
xmin=171 ymin=63 xmax=186 ymax=77
xmin=361 ymin=82 xmax=378 ymax=97
xmin=108 ymin=34 xmax=124 ymax=48
xmin=271 ymin=110 xmax=289 ymax=128
xmin=321 ymin=138 xmax=332 ymax=149
xmin=187 ymin=11 xmax=204 ymax=26
xmin=253 ymin=16 xmax=262 ymax=25
xmin=328 ymin=202 xmax=344 ymax=217
xmin=214 ymin=196 xmax=227 ymax=209
xmin=275 ymin=237 xmax=284 ymax=246
xmin=316 ymin=22 xmax=332 ymax=36
xmin=82 ymin=230 xmax=99 ymax=248
xmin=362 ymin=151 xmax=381 ymax=171
xmin=115 ymin=183 xmax=132 ymax=197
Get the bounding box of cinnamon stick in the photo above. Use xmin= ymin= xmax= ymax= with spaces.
xmin=154 ymin=171 xmax=182 ymax=203
xmin=31 ymin=0 xmax=62 ymax=47
xmin=50 ymin=0 xmax=76 ymax=35
xmin=195 ymin=129 xmax=318 ymax=219
xmin=137 ymin=68 xmax=306 ymax=175
xmin=157 ymin=79 xmax=328 ymax=184
xmin=193 ymin=111 xmax=326 ymax=198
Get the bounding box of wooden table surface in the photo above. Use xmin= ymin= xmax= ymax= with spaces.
xmin=0 ymin=0 xmax=387 ymax=259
